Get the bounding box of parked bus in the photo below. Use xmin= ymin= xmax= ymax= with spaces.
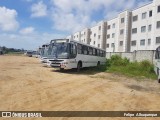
xmin=39 ymin=44 xmax=49 ymax=63
xmin=155 ymin=46 xmax=160 ymax=83
xmin=46 ymin=39 xmax=106 ymax=71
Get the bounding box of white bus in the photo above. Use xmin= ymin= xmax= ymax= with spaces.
xmin=39 ymin=44 xmax=49 ymax=63
xmin=155 ymin=46 xmax=160 ymax=83
xmin=46 ymin=39 xmax=106 ymax=71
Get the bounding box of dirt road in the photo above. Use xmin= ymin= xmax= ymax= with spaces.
xmin=0 ymin=55 xmax=160 ymax=120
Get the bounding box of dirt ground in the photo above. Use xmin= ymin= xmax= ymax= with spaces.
xmin=0 ymin=55 xmax=160 ymax=120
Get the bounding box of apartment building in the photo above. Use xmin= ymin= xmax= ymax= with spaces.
xmin=73 ymin=31 xmax=81 ymax=41
xmin=66 ymin=0 xmax=160 ymax=52
xmin=106 ymin=18 xmax=118 ymax=52
xmin=66 ymin=35 xmax=73 ymax=40
xmin=131 ymin=0 xmax=160 ymax=52
xmin=106 ymin=10 xmax=132 ymax=52
xmin=90 ymin=21 xmax=107 ymax=49
xmin=80 ymin=28 xmax=91 ymax=44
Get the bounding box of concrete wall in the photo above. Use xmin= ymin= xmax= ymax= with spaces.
xmin=106 ymin=50 xmax=156 ymax=63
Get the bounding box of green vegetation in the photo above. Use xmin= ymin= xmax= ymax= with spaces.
xmin=106 ymin=55 xmax=157 ymax=80
xmin=6 ymin=52 xmax=24 ymax=56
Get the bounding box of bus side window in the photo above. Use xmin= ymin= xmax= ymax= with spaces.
xmin=100 ymin=50 xmax=103 ymax=57
xmin=88 ymin=47 xmax=93 ymax=55
xmin=83 ymin=46 xmax=88 ymax=55
xmin=97 ymin=50 xmax=100 ymax=56
xmin=95 ymin=49 xmax=97 ymax=56
xmin=93 ymin=49 xmax=96 ymax=56
xmin=104 ymin=51 xmax=106 ymax=57
xmin=70 ymin=43 xmax=77 ymax=58
xmin=78 ymin=44 xmax=82 ymax=54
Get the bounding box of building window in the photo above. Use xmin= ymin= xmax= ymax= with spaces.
xmin=131 ymin=40 xmax=136 ymax=46
xmin=157 ymin=21 xmax=160 ymax=29
xmin=98 ymin=35 xmax=101 ymax=39
xmin=84 ymin=32 xmax=85 ymax=35
xmin=107 ymin=34 xmax=110 ymax=39
xmin=112 ymin=23 xmax=115 ymax=28
xmin=132 ymin=28 xmax=137 ymax=34
xmin=90 ymin=31 xmax=92 ymax=35
xmin=121 ymin=18 xmax=125 ymax=23
xmin=148 ymin=25 xmax=152 ymax=32
xmin=111 ymin=43 xmax=114 ymax=48
xmin=140 ymin=39 xmax=145 ymax=46
xmin=98 ymin=44 xmax=100 ymax=48
xmin=84 ymin=39 xmax=85 ymax=42
xmin=133 ymin=15 xmax=138 ymax=22
xmin=148 ymin=39 xmax=151 ymax=45
xmin=94 ymin=33 xmax=96 ymax=37
xmin=77 ymin=35 xmax=78 ymax=38
xmin=112 ymin=33 xmax=115 ymax=38
xmin=156 ymin=37 xmax=160 ymax=44
xmin=120 ymin=41 xmax=123 ymax=46
xmin=107 ymin=25 xmax=110 ymax=29
xmin=99 ymin=26 xmax=101 ymax=30
xmin=120 ymin=29 xmax=124 ymax=35
xmin=106 ymin=44 xmax=109 ymax=48
xmin=158 ymin=5 xmax=160 ymax=13
xmin=94 ymin=41 xmax=95 ymax=45
xmin=142 ymin=12 xmax=147 ymax=19
xmin=141 ymin=26 xmax=146 ymax=32
xmin=149 ymin=10 xmax=152 ymax=17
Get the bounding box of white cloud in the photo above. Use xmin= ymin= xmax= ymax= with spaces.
xmin=0 ymin=6 xmax=19 ymax=31
xmin=51 ymin=0 xmax=151 ymax=33
xmin=31 ymin=1 xmax=47 ymax=17
xmin=0 ymin=32 xmax=65 ymax=50
xmin=19 ymin=27 xmax=35 ymax=35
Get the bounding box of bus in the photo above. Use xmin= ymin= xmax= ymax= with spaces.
xmin=39 ymin=44 xmax=49 ymax=63
xmin=155 ymin=46 xmax=160 ymax=83
xmin=46 ymin=39 xmax=106 ymax=71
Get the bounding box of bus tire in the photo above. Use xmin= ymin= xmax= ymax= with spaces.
xmin=77 ymin=61 xmax=82 ymax=72
xmin=60 ymin=68 xmax=64 ymax=71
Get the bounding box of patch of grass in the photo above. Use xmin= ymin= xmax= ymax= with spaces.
xmin=6 ymin=52 xmax=23 ymax=56
xmin=107 ymin=55 xmax=157 ymax=80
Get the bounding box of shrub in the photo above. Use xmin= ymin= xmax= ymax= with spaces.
xmin=106 ymin=55 xmax=157 ymax=80
xmin=110 ymin=55 xmax=129 ymax=66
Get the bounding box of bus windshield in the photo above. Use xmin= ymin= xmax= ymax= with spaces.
xmin=40 ymin=48 xmax=48 ymax=57
xmin=49 ymin=42 xmax=69 ymax=59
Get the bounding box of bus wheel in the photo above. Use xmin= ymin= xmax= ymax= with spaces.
xmin=60 ymin=68 xmax=64 ymax=72
xmin=77 ymin=62 xmax=81 ymax=72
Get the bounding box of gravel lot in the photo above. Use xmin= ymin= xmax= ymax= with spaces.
xmin=0 ymin=55 xmax=160 ymax=120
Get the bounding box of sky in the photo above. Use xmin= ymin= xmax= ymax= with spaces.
xmin=0 ymin=0 xmax=152 ymax=50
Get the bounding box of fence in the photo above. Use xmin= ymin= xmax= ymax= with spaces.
xmin=106 ymin=50 xmax=156 ymax=64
